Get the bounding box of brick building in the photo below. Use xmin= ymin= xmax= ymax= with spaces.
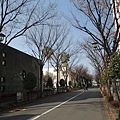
xmin=0 ymin=44 xmax=39 ymax=97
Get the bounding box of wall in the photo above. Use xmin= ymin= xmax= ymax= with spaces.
xmin=0 ymin=44 xmax=39 ymax=96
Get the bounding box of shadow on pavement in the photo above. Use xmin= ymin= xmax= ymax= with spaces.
xmin=0 ymin=87 xmax=102 ymax=115
xmin=0 ymin=114 xmax=37 ymax=120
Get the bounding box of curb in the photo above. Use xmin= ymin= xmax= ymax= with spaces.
xmin=101 ymin=90 xmax=118 ymax=120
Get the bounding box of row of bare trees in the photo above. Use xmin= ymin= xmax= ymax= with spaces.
xmin=69 ymin=0 xmax=120 ymax=100
xmin=26 ymin=23 xmax=75 ymax=93
xmin=71 ymin=64 xmax=93 ymax=87
xmin=0 ymin=0 xmax=82 ymax=96
xmin=2 ymin=0 xmax=119 ymax=98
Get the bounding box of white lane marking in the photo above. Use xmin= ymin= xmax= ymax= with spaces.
xmin=29 ymin=91 xmax=84 ymax=120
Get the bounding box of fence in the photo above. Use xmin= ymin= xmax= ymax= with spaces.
xmin=0 ymin=88 xmax=69 ymax=110
xmin=0 ymin=89 xmax=55 ymax=110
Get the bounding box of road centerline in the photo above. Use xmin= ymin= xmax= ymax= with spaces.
xmin=29 ymin=91 xmax=84 ymax=120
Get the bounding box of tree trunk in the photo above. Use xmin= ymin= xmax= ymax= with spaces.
xmin=56 ymin=65 xmax=59 ymax=93
xmin=40 ymin=64 xmax=43 ymax=98
xmin=106 ymin=79 xmax=112 ymax=96
xmin=112 ymin=79 xmax=120 ymax=101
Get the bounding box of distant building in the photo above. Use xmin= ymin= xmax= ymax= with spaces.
xmin=43 ymin=68 xmax=58 ymax=88
xmin=43 ymin=64 xmax=72 ymax=88
xmin=0 ymin=44 xmax=39 ymax=97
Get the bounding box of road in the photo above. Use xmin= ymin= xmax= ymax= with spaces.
xmin=0 ymin=87 xmax=110 ymax=120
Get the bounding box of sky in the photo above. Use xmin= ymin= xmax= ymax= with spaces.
xmin=8 ymin=0 xmax=94 ymax=74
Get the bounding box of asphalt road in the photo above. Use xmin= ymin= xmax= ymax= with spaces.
xmin=0 ymin=87 xmax=110 ymax=120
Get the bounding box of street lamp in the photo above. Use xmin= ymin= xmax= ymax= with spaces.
xmin=0 ymin=32 xmax=5 ymax=42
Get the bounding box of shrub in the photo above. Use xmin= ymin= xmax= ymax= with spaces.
xmin=60 ymin=79 xmax=65 ymax=87
xmin=110 ymin=100 xmax=120 ymax=109
xmin=23 ymin=72 xmax=37 ymax=91
xmin=46 ymin=77 xmax=53 ymax=88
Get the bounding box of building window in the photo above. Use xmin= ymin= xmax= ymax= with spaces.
xmin=2 ymin=60 xmax=6 ymax=66
xmin=1 ymin=77 xmax=5 ymax=83
xmin=1 ymin=86 xmax=5 ymax=92
xmin=2 ymin=52 xmax=6 ymax=58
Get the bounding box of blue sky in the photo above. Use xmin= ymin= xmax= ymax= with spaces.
xmin=9 ymin=0 xmax=94 ymax=74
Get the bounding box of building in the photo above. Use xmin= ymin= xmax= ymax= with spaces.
xmin=0 ymin=44 xmax=39 ymax=97
xmin=43 ymin=67 xmax=58 ymax=88
xmin=43 ymin=64 xmax=72 ymax=88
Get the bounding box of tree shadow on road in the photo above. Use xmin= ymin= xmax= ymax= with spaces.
xmin=0 ymin=114 xmax=38 ymax=120
xmin=0 ymin=87 xmax=103 ymax=116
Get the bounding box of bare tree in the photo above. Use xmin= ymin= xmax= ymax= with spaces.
xmin=79 ymin=36 xmax=115 ymax=95
xmin=0 ymin=0 xmax=56 ymax=45
xmin=49 ymin=26 xmax=72 ymax=92
xmin=72 ymin=64 xmax=92 ymax=88
xmin=81 ymin=41 xmax=103 ymax=78
xmin=69 ymin=0 xmax=120 ymax=100
xmin=69 ymin=0 xmax=119 ymax=57
xmin=26 ymin=24 xmax=62 ymax=96
xmin=60 ymin=44 xmax=82 ymax=88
